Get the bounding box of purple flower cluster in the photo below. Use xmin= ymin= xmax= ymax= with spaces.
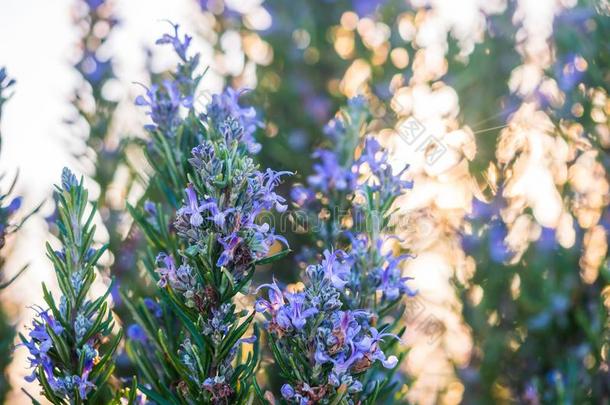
xmin=356 ymin=137 xmax=413 ymax=203
xmin=205 ymin=88 xmax=262 ymax=154
xmin=307 ymin=149 xmax=357 ymax=193
xmin=348 ymin=235 xmax=417 ymax=304
xmin=173 ymin=131 xmax=290 ymax=279
xmin=155 ymin=253 xmax=201 ymax=308
xmin=22 ymin=168 xmax=121 ymax=401
xmin=256 ymin=250 xmax=399 ymax=403
xmin=293 ymin=119 xmax=412 ymax=222
xmin=135 ymin=81 xmax=194 ymax=134
xmin=129 ymin=25 xmax=290 ymax=402
xmin=23 ymin=308 xmax=98 ymax=400
xmin=136 ymin=23 xmax=199 ymax=135
xmin=292 ymin=98 xmax=415 ymax=313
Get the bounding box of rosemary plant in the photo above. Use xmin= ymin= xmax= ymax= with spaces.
xmin=21 ymin=168 xmax=135 ymax=404
xmin=257 ymin=97 xmax=416 ymax=403
xmin=125 ymin=24 xmax=289 ymax=404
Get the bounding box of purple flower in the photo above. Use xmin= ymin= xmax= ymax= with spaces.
xmin=468 ymin=198 xmax=495 ymax=220
xmin=308 ymin=149 xmax=356 ymax=192
xmin=127 ymin=324 xmax=147 ymax=343
xmin=206 ymin=88 xmax=262 ymax=154
xmin=488 ymin=220 xmax=512 ymax=263
xmin=23 ymin=308 xmax=64 ymax=384
xmin=6 ymin=196 xmax=22 ymax=215
xmin=143 ymin=200 xmax=157 ymax=217
xmin=537 ymin=227 xmax=557 ymax=252
xmin=319 ymin=249 xmax=351 ymax=290
xmin=377 ymin=254 xmax=417 ymax=301
xmin=135 ymin=80 xmax=191 ymax=133
xmin=255 ymin=279 xmax=285 ymax=315
xmin=155 ymin=252 xmax=176 ymax=288
xmin=277 ymin=292 xmax=318 ymax=330
xmin=355 ymin=327 xmax=399 ymax=368
xmin=178 ymin=184 xmax=206 ymax=227
xmin=84 ymin=0 xmax=105 ymax=11
xmin=329 ymin=342 xmax=362 ymax=375
xmin=281 ymin=384 xmax=295 ymax=399
xmin=358 ymin=138 xmax=385 ymax=171
xmin=356 ymin=137 xmax=412 ymax=198
xmin=136 ymin=24 xmax=199 ymax=135
xmin=77 ymin=374 xmax=95 ymax=399
xmin=206 ymin=203 xmax=234 ymax=229
xmin=290 ymin=185 xmax=314 ymax=207
xmin=253 ymin=169 xmax=292 ymax=213
xmin=77 ymin=51 xmax=112 ymax=85
xmin=144 ymin=298 xmax=162 ymax=318
xmin=155 ymin=22 xmax=192 ymax=62
xmin=217 ymin=233 xmax=242 ymax=268
xmin=249 ymin=223 xmax=288 ymax=258
xmin=352 ymin=0 xmax=384 ymax=16
xmin=323 ymin=116 xmax=346 ymax=143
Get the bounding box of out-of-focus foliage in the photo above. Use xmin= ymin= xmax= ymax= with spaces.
xmin=0 ymin=66 xmax=19 ymax=404
xmin=460 ymin=197 xmax=610 ymax=402
xmin=68 ymin=0 xmax=140 ymax=309
xmin=0 ymin=68 xmax=40 ymax=403
xmin=456 ymin=2 xmax=610 ymax=403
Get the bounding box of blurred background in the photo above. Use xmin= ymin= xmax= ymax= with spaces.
xmin=0 ymin=0 xmax=609 ymax=403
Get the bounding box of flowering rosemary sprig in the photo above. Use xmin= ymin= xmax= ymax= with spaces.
xmin=20 ymin=168 xmax=135 ymax=404
xmin=272 ymin=98 xmax=416 ymax=402
xmin=292 ymin=97 xmax=415 ymax=316
xmin=125 ymin=24 xmax=289 ymax=403
xmin=256 ymin=252 xmax=403 ymax=404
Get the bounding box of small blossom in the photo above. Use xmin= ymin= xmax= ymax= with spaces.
xmin=308 ymin=149 xmax=356 ymax=193
xmin=61 ymin=167 xmax=79 ymax=191
xmin=281 ymin=384 xmax=295 ymax=399
xmin=127 ymin=324 xmax=148 ymax=343
xmin=155 ymin=252 xmax=176 ymax=288
xmin=144 ymin=298 xmax=162 ymax=318
xmin=74 ymin=312 xmax=93 ymax=342
xmin=278 ymin=292 xmax=318 ymax=330
xmin=177 ymin=184 xmax=206 ymax=227
xmin=255 ymin=279 xmax=285 ymax=315
xmin=155 ymin=22 xmax=192 ymax=62
xmin=319 ymin=249 xmax=350 ymax=290
xmin=206 ymin=88 xmax=262 ymax=154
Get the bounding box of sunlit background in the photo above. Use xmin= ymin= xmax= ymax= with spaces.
xmin=0 ymin=0 xmax=609 ymax=403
